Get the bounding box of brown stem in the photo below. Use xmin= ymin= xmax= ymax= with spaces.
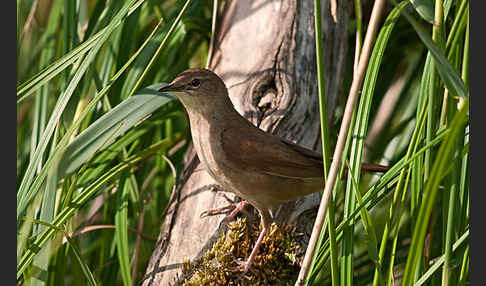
xmin=64 ymin=225 xmax=156 ymax=243
xmin=330 ymin=0 xmax=339 ymax=23
xmin=296 ymin=0 xmax=387 ymax=283
xmin=206 ymin=0 xmax=219 ymax=68
xmin=132 ymin=202 xmax=147 ymax=285
xmin=22 ymin=0 xmax=39 ymax=36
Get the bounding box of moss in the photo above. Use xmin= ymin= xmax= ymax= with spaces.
xmin=181 ymin=218 xmax=300 ymax=286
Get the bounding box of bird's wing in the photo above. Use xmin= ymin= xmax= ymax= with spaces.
xmin=220 ymin=126 xmax=324 ymax=179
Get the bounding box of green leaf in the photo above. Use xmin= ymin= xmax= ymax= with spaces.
xmin=401 ymin=97 xmax=469 ymax=285
xmin=115 ymin=176 xmax=132 ymax=286
xmin=415 ymin=229 xmax=469 ymax=286
xmin=400 ymin=3 xmax=467 ymax=98
xmin=58 ymin=84 xmax=177 ymax=178
xmin=17 ymin=0 xmax=140 ymax=219
xmin=16 ymin=0 xmax=146 ymax=103
xmin=409 ymin=0 xmax=435 ymax=23
xmin=17 ymin=134 xmax=183 ymax=279
xmin=30 ymin=160 xmax=59 ymax=286
xmin=64 ymin=235 xmax=99 ymax=286
xmin=17 ymin=13 xmax=181 ymax=218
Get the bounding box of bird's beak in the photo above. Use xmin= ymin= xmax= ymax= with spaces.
xmin=158 ymin=83 xmax=184 ymax=93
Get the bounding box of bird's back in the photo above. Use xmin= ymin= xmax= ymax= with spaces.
xmin=211 ymin=115 xmax=325 ymax=208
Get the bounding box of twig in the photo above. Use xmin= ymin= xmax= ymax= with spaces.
xmin=295 ymin=0 xmax=388 ymax=284
xmin=132 ymin=200 xmax=147 ymax=285
xmin=22 ymin=0 xmax=39 ymax=36
xmin=159 ymin=154 xmax=178 ymax=221
xmin=17 ymin=102 xmax=33 ymax=127
xmin=330 ymin=0 xmax=338 ymax=23
xmin=168 ymin=139 xmax=187 ymax=156
xmin=161 ymin=154 xmax=177 ymax=184
xmin=141 ymin=167 xmax=159 ymax=192
xmin=131 ymin=164 xmax=157 ymax=285
xmin=206 ymin=0 xmax=219 ymax=68
xmin=353 ymin=0 xmax=363 ymax=77
xmin=63 ymin=225 xmax=156 ymax=243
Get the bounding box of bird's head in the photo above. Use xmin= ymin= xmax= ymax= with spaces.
xmin=159 ymin=68 xmax=230 ymax=112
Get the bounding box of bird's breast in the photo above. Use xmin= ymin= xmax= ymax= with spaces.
xmin=190 ymin=114 xmax=237 ymax=192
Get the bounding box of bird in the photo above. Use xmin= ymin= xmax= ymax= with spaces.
xmin=158 ymin=68 xmax=389 ymax=273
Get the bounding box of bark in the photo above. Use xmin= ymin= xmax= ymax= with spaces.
xmin=141 ymin=0 xmax=352 ymax=285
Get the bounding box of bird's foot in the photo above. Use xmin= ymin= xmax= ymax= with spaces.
xmin=230 ymin=259 xmax=253 ymax=273
xmin=200 ymin=196 xmax=249 ymax=223
xmin=199 ymin=204 xmax=234 ymax=218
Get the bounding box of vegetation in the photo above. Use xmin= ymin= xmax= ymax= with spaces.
xmin=17 ymin=0 xmax=469 ymax=285
xmin=181 ymin=218 xmax=300 ymax=286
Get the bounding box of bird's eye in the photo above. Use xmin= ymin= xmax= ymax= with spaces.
xmin=191 ymin=79 xmax=201 ymax=87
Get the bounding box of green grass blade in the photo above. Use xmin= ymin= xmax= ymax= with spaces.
xmin=58 ymin=87 xmax=176 ymax=178
xmin=309 ymin=0 xmax=336 ymax=285
xmin=409 ymin=0 xmax=435 ymax=22
xmin=445 ymin=0 xmax=468 ymax=51
xmin=461 ymin=7 xmax=469 ymax=89
xmin=64 ymin=235 xmax=99 ymax=286
xmin=17 ymin=0 xmax=140 ymax=216
xmin=62 ymin=0 xmax=79 ymax=63
xmin=60 ymin=119 xmax=126 ymax=211
xmin=82 ymin=0 xmax=109 ymax=41
xmin=399 ymin=2 xmax=467 ymax=98
xmin=30 ymin=161 xmax=59 ymax=286
xmin=415 ymin=229 xmax=469 ymax=286
xmin=373 ymin=91 xmax=429 ymax=286
xmin=401 ymin=96 xmax=469 ymax=286
xmin=340 ymin=2 xmax=407 ymax=285
xmin=17 ymin=133 xmax=183 ymax=279
xmin=17 ymin=0 xmax=145 ymax=103
xmin=128 ymin=0 xmax=194 ymax=97
xmin=17 ymin=10 xmax=174 ymax=218
xmin=457 ymin=13 xmax=469 ymax=237
xmin=308 ymin=122 xmax=450 ymax=283
xmin=30 ymin=0 xmax=62 ymax=170
xmin=346 ymin=159 xmax=380 ymax=268
xmin=17 ymin=1 xmax=208 ymax=284
xmin=457 ymin=244 xmax=469 ymax=286
xmin=115 ymin=176 xmax=132 ymax=286
xmin=21 ymin=217 xmax=98 ymax=286
xmin=28 ymin=3 xmax=63 ymax=283
xmin=441 ymin=147 xmax=460 ymax=284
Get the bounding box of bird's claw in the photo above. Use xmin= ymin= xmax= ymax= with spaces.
xmin=200 ymin=210 xmax=209 ymax=218
xmin=199 ymin=200 xmax=249 ymax=220
xmin=230 ymin=259 xmax=252 ymax=273
xmin=199 ymin=204 xmax=235 ymax=218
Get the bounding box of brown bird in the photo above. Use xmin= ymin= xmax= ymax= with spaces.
xmin=158 ymin=68 xmax=388 ymax=272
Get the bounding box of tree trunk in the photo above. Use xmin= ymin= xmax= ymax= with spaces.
xmin=141 ymin=0 xmax=352 ymax=284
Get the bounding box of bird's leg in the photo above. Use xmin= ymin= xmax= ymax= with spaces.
xmin=200 ymin=194 xmax=249 ymax=222
xmin=234 ymin=208 xmax=272 ymax=273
